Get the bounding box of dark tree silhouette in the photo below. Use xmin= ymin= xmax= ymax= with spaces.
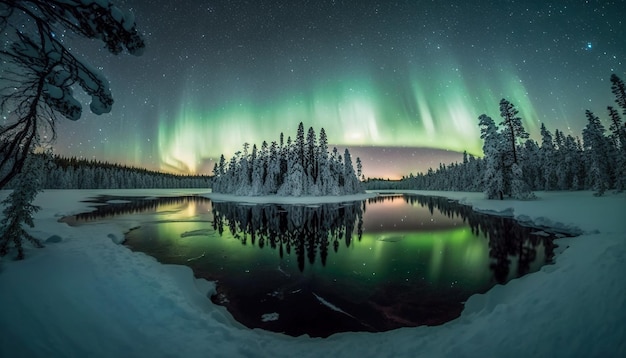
xmin=0 ymin=0 xmax=145 ymax=188
xmin=499 ymin=98 xmax=529 ymax=165
xmin=0 ymin=153 xmax=44 ymax=259
xmin=610 ymin=74 xmax=626 ymax=115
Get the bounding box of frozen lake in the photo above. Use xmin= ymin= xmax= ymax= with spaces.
xmin=64 ymin=193 xmax=564 ymax=337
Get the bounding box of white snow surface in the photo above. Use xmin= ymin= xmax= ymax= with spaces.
xmin=207 ymin=191 xmax=377 ymax=204
xmin=0 ymin=189 xmax=624 ymax=357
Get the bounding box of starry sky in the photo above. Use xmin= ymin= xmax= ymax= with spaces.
xmin=50 ymin=0 xmax=624 ymax=179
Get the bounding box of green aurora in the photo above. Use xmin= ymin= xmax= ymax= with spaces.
xmin=155 ymin=67 xmax=541 ymax=175
xmin=49 ymin=0 xmax=623 ymax=179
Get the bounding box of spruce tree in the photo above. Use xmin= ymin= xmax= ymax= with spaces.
xmin=582 ymin=110 xmax=611 ymax=195
xmin=540 ymin=123 xmax=559 ymax=190
xmin=499 ymin=98 xmax=529 ymax=165
xmin=343 ymin=148 xmax=359 ymax=194
xmin=479 ymin=114 xmax=505 ymax=199
xmin=318 ymin=128 xmax=330 ymax=194
xmin=610 ymin=74 xmax=626 ymax=115
xmin=305 ymin=126 xmax=318 ymax=191
xmin=0 ymin=152 xmax=44 ymax=260
xmin=296 ymin=122 xmax=305 ymax=169
xmin=607 ymin=106 xmax=626 ymax=191
xmin=498 ymin=99 xmax=533 ymax=198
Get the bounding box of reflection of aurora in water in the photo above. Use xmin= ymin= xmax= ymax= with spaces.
xmin=64 ymin=194 xmax=567 ymax=337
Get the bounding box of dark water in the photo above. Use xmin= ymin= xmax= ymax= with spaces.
xmin=63 ymin=194 xmax=566 ymax=337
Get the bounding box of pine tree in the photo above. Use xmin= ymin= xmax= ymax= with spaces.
xmin=554 ymin=129 xmax=569 ymax=190
xmin=498 ymin=99 xmax=533 ymax=198
xmin=607 ymin=106 xmax=626 ymax=191
xmin=520 ymin=139 xmax=541 ymax=190
xmin=264 ymin=141 xmax=280 ymax=194
xmin=343 ymin=148 xmax=359 ymax=194
xmin=296 ymin=122 xmax=305 ymax=169
xmin=510 ymin=162 xmax=535 ymax=199
xmin=0 ymin=152 xmax=45 ymax=260
xmin=479 ymin=114 xmax=505 ymax=199
xmin=499 ymin=98 xmax=529 ymax=165
xmin=318 ymin=128 xmax=330 ymax=194
xmin=582 ymin=110 xmax=611 ymax=195
xmin=305 ymin=126 xmax=319 ymax=193
xmin=563 ymin=134 xmax=583 ymax=190
xmin=539 ymin=123 xmax=557 ymax=190
xmin=610 ymin=74 xmax=626 ymax=115
xmin=250 ymin=144 xmax=264 ymax=195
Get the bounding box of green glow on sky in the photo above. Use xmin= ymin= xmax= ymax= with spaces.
xmin=156 ymin=66 xmax=542 ymax=174
xmin=47 ymin=0 xmax=623 ymax=178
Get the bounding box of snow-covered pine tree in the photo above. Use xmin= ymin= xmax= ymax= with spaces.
xmin=260 ymin=141 xmax=269 ymax=190
xmin=510 ymin=162 xmax=535 ymax=199
xmin=343 ymin=148 xmax=361 ymax=194
xmin=520 ymin=139 xmax=542 ymax=190
xmin=608 ymin=106 xmax=626 ymax=191
xmin=212 ymin=154 xmax=226 ymax=192
xmin=305 ymin=126 xmax=319 ymax=195
xmin=236 ymin=144 xmax=251 ymax=195
xmin=278 ymin=132 xmax=287 ymax=188
xmin=499 ymin=98 xmax=529 ymax=165
xmin=582 ymin=110 xmax=611 ymax=195
xmin=564 ymin=134 xmax=584 ymax=190
xmin=264 ymin=141 xmax=280 ymax=194
xmin=479 ymin=114 xmax=505 ymax=199
xmin=0 ymin=152 xmax=44 ymax=260
xmin=498 ymin=99 xmax=533 ymax=198
xmin=250 ymin=144 xmax=264 ymax=195
xmin=296 ymin=122 xmax=305 ymax=170
xmin=317 ymin=128 xmax=330 ymax=194
xmin=540 ymin=123 xmax=557 ymax=190
xmin=278 ymin=141 xmax=305 ymax=196
xmin=226 ymin=154 xmax=238 ymax=193
xmin=554 ymin=129 xmax=569 ymax=190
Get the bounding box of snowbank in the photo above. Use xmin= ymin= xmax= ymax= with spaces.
xmin=0 ymin=189 xmax=624 ymax=357
xmin=205 ymin=191 xmax=377 ymax=204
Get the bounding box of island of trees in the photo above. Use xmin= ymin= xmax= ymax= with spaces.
xmin=212 ymin=122 xmax=364 ymax=196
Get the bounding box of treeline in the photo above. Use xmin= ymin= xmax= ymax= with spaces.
xmin=3 ymin=154 xmax=211 ymax=189
xmin=213 ymin=122 xmax=363 ymax=196
xmin=365 ymin=74 xmax=626 ymax=198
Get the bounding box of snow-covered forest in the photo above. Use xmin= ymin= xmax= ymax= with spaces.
xmin=212 ymin=122 xmax=364 ymax=196
xmin=3 ymin=154 xmax=211 ymax=189
xmin=366 ymin=74 xmax=626 ymax=198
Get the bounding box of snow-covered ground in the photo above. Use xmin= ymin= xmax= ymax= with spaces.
xmin=0 ymin=189 xmax=624 ymax=358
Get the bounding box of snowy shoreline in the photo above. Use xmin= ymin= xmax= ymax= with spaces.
xmin=205 ymin=191 xmax=377 ymax=204
xmin=1 ymin=189 xmax=624 ymax=357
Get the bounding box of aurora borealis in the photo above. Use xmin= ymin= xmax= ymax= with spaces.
xmin=50 ymin=0 xmax=624 ymax=179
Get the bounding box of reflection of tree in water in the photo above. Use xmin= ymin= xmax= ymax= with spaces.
xmin=62 ymin=196 xmax=210 ymax=223
xmin=212 ymin=201 xmax=364 ymax=271
xmin=392 ymin=195 xmax=560 ymax=284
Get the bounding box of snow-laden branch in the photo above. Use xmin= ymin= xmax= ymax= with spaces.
xmin=0 ymin=0 xmax=145 ymax=187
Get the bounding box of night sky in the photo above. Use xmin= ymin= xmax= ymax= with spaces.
xmin=51 ymin=0 xmax=624 ymax=179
